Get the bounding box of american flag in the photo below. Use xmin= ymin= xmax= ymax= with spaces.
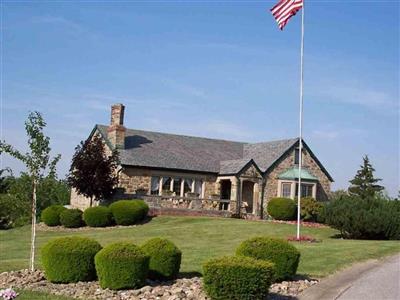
xmin=270 ymin=0 xmax=303 ymax=30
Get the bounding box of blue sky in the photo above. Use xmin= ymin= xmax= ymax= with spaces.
xmin=1 ymin=1 xmax=399 ymax=196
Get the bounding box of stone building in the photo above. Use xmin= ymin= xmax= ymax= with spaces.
xmin=70 ymin=104 xmax=333 ymax=218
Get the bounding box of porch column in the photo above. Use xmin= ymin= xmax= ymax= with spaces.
xmin=215 ymin=178 xmax=221 ymax=195
xmin=253 ymin=182 xmax=259 ymax=215
xmin=158 ymin=177 xmax=163 ymax=195
xmin=201 ymin=181 xmax=206 ymax=198
xmin=239 ymin=178 xmax=244 ymax=215
xmin=180 ymin=179 xmax=185 ymax=197
xmin=230 ymin=177 xmax=239 ymax=213
xmin=191 ymin=180 xmax=195 ymax=193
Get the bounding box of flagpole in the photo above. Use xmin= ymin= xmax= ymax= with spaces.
xmin=296 ymin=0 xmax=305 ymax=240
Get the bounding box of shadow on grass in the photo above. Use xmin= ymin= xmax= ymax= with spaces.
xmin=136 ymin=216 xmax=154 ymax=226
xmin=330 ymin=233 xmax=344 ymax=239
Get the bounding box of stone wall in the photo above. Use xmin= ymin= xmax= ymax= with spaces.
xmin=118 ymin=168 xmax=152 ymax=194
xmin=70 ymin=188 xmax=94 ymax=211
xmin=263 ymin=147 xmax=331 ymax=209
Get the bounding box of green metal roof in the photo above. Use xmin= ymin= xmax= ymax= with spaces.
xmin=278 ymin=167 xmax=318 ymax=181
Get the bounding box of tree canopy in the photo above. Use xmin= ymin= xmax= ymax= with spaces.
xmin=0 ymin=111 xmax=61 ymax=270
xmin=349 ymin=155 xmax=384 ymax=199
xmin=68 ymin=135 xmax=119 ymax=206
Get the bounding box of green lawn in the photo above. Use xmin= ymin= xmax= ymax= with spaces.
xmin=1 ymin=216 xmax=399 ymax=278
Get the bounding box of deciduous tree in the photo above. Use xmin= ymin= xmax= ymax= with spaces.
xmin=0 ymin=112 xmax=60 ymax=270
xmin=68 ymin=135 xmax=119 ymax=207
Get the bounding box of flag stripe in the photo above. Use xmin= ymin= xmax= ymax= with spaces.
xmin=276 ymin=4 xmax=302 ymax=23
xmin=270 ymin=0 xmax=303 ymax=30
xmin=272 ymin=0 xmax=296 ymax=17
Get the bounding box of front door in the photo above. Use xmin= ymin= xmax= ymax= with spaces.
xmin=242 ymin=181 xmax=255 ymax=214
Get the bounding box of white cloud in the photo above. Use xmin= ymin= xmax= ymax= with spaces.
xmin=311 ymin=80 xmax=398 ymax=114
xmin=30 ymin=15 xmax=98 ymax=39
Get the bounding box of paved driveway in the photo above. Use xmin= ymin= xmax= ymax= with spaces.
xmin=300 ymin=254 xmax=400 ymax=300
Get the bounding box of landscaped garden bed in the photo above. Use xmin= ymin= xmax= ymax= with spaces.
xmin=0 ymin=269 xmax=318 ymax=300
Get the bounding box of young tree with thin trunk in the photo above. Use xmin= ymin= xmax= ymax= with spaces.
xmin=0 ymin=112 xmax=60 ymax=271
xmin=349 ymin=155 xmax=384 ymax=199
xmin=68 ymin=135 xmax=119 ymax=207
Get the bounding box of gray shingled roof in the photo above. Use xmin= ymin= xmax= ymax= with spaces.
xmin=243 ymin=138 xmax=299 ymax=172
xmin=219 ymin=159 xmax=253 ymax=175
xmin=97 ymin=125 xmax=244 ymax=173
xmin=95 ymin=125 xmax=332 ymax=180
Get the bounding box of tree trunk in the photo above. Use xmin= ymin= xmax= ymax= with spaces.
xmin=89 ymin=196 xmax=93 ymax=207
xmin=29 ymin=178 xmax=37 ymax=272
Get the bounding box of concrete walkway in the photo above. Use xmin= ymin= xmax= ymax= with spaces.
xmin=299 ymin=254 xmax=400 ymax=300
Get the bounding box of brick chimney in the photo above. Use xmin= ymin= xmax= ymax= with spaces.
xmin=107 ymin=103 xmax=126 ymax=149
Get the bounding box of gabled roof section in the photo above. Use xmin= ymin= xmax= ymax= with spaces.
xmin=96 ymin=124 xmax=244 ymax=173
xmin=219 ymin=158 xmax=262 ymax=176
xmin=278 ymin=167 xmax=318 ymax=181
xmin=243 ymin=138 xmax=299 ymax=172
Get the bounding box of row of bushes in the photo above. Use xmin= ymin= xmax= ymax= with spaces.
xmin=41 ymin=236 xmax=182 ymax=290
xmin=267 ymin=197 xmax=324 ymax=222
xmin=268 ymin=194 xmax=400 ymax=240
xmin=41 ymin=200 xmax=149 ymax=228
xmin=324 ymin=194 xmax=400 ymax=240
xmin=203 ymin=236 xmax=301 ymax=299
xmin=41 ymin=234 xmax=300 ymax=298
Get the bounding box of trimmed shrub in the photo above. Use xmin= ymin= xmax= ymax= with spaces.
xmin=236 ymin=236 xmax=300 ymax=281
xmin=83 ymin=206 xmax=113 ymax=227
xmin=300 ymin=197 xmax=324 ymax=222
xmin=60 ymin=209 xmax=83 ymax=228
xmin=41 ymin=205 xmax=67 ymax=227
xmin=141 ymin=238 xmax=182 ymax=280
xmin=324 ymin=194 xmax=400 ymax=240
xmin=109 ymin=200 xmax=149 ymax=226
xmin=203 ymin=256 xmax=275 ymax=300
xmin=41 ymin=236 xmax=102 ymax=283
xmin=95 ymin=242 xmax=149 ymax=290
xmin=267 ymin=197 xmax=296 ymax=220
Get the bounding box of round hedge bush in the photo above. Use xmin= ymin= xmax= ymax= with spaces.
xmin=267 ymin=197 xmax=297 ymax=220
xmin=83 ymin=206 xmax=113 ymax=227
xmin=203 ymin=256 xmax=275 ymax=300
xmin=95 ymin=242 xmax=149 ymax=290
xmin=109 ymin=200 xmax=149 ymax=226
xmin=41 ymin=205 xmax=67 ymax=226
xmin=300 ymin=197 xmax=324 ymax=222
xmin=60 ymin=209 xmax=84 ymax=228
xmin=41 ymin=236 xmax=102 ymax=283
xmin=236 ymin=236 xmax=300 ymax=281
xmin=141 ymin=238 xmax=182 ymax=280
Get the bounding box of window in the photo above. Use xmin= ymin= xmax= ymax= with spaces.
xmin=173 ymin=178 xmax=182 ymax=195
xmin=294 ymin=148 xmax=300 ymax=165
xmin=150 ymin=177 xmax=160 ymax=195
xmin=183 ymin=179 xmax=192 ymax=194
xmin=162 ymin=177 xmax=171 ymax=192
xmin=295 ymin=183 xmax=313 ymax=198
xmin=282 ymin=183 xmax=292 ymax=198
xmin=194 ymin=180 xmax=203 ymax=197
